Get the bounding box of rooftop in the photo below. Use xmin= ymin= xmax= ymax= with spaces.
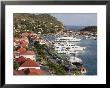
xmin=24 ymin=68 xmax=44 ymax=75
xmin=20 ymin=58 xmax=39 ymax=67
xmin=13 ymin=70 xmax=25 ymax=75
xmin=17 ymin=47 xmax=26 ymax=54
xmin=15 ymin=56 xmax=26 ymax=65
xmin=22 ymin=50 xmax=35 ymax=55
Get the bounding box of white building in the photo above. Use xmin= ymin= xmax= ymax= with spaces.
xmin=14 ymin=51 xmax=36 ymax=61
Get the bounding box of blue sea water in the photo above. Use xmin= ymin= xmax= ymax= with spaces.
xmin=78 ymin=38 xmax=97 ymax=75
xmin=43 ymin=35 xmax=97 ymax=75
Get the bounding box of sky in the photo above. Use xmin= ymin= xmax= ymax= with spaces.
xmin=50 ymin=13 xmax=97 ymax=26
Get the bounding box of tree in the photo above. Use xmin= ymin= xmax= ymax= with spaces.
xmin=13 ymin=61 xmax=20 ymax=70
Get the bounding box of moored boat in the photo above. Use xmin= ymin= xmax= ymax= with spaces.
xmin=80 ymin=67 xmax=87 ymax=74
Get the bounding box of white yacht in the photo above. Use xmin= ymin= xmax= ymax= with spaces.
xmin=54 ymin=36 xmax=86 ymax=54
xmin=92 ymin=36 xmax=97 ymax=40
xmin=70 ymin=45 xmax=86 ymax=51
xmin=55 ymin=37 xmax=81 ymax=42
xmin=68 ymin=56 xmax=82 ymax=63
xmin=54 ymin=45 xmax=85 ymax=54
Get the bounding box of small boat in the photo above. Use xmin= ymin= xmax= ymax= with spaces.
xmin=93 ymin=37 xmax=97 ymax=40
xmin=85 ymin=35 xmax=90 ymax=39
xmin=80 ymin=67 xmax=87 ymax=74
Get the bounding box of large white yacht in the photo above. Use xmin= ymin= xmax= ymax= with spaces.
xmin=55 ymin=37 xmax=81 ymax=42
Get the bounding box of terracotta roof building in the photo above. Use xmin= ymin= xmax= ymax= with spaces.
xmin=13 ymin=70 xmax=25 ymax=75
xmin=17 ymin=47 xmax=26 ymax=54
xmin=15 ymin=56 xmax=26 ymax=65
xmin=19 ymin=50 xmax=36 ymax=61
xmin=14 ymin=37 xmax=29 ymax=48
xmin=18 ymin=58 xmax=40 ymax=70
xmin=24 ymin=68 xmax=44 ymax=75
xmin=20 ymin=51 xmax=35 ymax=55
xmin=20 ymin=58 xmax=39 ymax=67
xmin=14 ymin=68 xmax=45 ymax=75
xmin=19 ymin=40 xmax=28 ymax=48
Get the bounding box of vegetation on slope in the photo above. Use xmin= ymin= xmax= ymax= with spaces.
xmin=13 ymin=13 xmax=65 ymax=34
xmin=80 ymin=26 xmax=97 ymax=32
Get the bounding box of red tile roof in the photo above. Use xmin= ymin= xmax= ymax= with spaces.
xmin=14 ymin=37 xmax=28 ymax=42
xmin=24 ymin=68 xmax=44 ymax=75
xmin=17 ymin=47 xmax=26 ymax=54
xmin=13 ymin=70 xmax=25 ymax=75
xmin=20 ymin=50 xmax=35 ymax=55
xmin=20 ymin=58 xmax=39 ymax=67
xmin=15 ymin=56 xmax=26 ymax=65
xmin=19 ymin=39 xmax=28 ymax=48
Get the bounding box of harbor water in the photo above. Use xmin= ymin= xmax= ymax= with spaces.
xmin=43 ymin=35 xmax=97 ymax=75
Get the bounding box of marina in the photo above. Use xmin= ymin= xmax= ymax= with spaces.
xmin=43 ymin=35 xmax=97 ymax=75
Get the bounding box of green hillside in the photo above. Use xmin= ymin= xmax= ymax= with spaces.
xmin=80 ymin=26 xmax=97 ymax=32
xmin=13 ymin=13 xmax=65 ymax=34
